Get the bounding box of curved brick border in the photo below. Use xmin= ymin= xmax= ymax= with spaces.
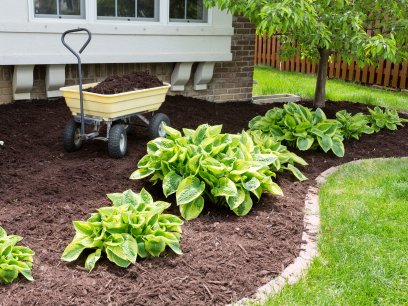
xmin=230 ymin=164 xmax=347 ymax=306
xmin=231 ymin=158 xmax=398 ymax=305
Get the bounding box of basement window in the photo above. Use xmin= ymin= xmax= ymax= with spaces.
xmin=97 ymin=0 xmax=159 ymax=21
xmin=34 ymin=0 xmax=85 ymax=18
xmin=169 ymin=0 xmax=208 ymax=23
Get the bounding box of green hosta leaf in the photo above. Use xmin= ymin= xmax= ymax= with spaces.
xmin=140 ymin=188 xmax=153 ymax=205
xmin=207 ymin=124 xmax=223 ymax=137
xmin=162 ymin=171 xmax=183 ymax=197
xmin=176 ymin=176 xmax=205 ymax=205
xmin=158 ymin=214 xmax=184 ymax=231
xmin=317 ymin=135 xmax=333 ymax=153
xmin=212 ymin=177 xmax=238 ymax=197
xmin=226 ymin=188 xmax=246 ymax=210
xmin=153 ymin=231 xmax=183 ymax=255
xmin=106 ymin=192 xmax=125 ymax=206
xmin=243 ymin=177 xmax=260 ymax=191
xmin=163 ymin=124 xmax=182 ymax=139
xmin=331 ymin=138 xmax=345 ymax=157
xmin=289 ymin=153 xmax=308 ymax=166
xmin=144 ymin=236 xmax=166 ymax=257
xmin=12 ymin=246 xmax=35 ymax=259
xmin=0 ymin=268 xmax=19 ymax=284
xmin=310 ymin=127 xmax=325 ymax=137
xmin=165 ymin=239 xmax=182 ymax=255
xmin=85 ymin=249 xmax=102 ymax=272
xmin=187 ymin=154 xmax=202 ymax=175
xmin=18 ymin=267 xmax=33 ymax=282
xmin=251 ymin=185 xmax=263 ymax=200
xmin=297 ymin=137 xmax=314 ymax=151
xmin=61 ymin=242 xmax=86 ymax=262
xmin=285 ymin=164 xmax=308 ymax=181
xmin=253 ymin=153 xmax=278 ymax=166
xmin=137 ymin=155 xmax=151 ymax=167
xmin=152 ymin=137 xmax=174 ymax=150
xmin=129 ymin=167 xmax=155 ymax=180
xmin=261 ymin=178 xmax=284 ymax=196
xmin=232 ymin=192 xmax=253 ymax=217
xmin=73 ymin=221 xmax=94 ymax=236
xmin=105 ymin=248 xmax=132 ymax=268
xmin=179 ymin=196 xmax=204 ymax=220
xmin=136 ymin=237 xmax=148 ymax=258
xmin=0 ymin=227 xmax=6 ymax=238
xmin=120 ymin=234 xmax=138 ymax=262
xmin=314 ymin=108 xmax=327 ymax=123
xmin=240 ymin=131 xmax=254 ymax=152
xmin=192 ymin=124 xmax=208 ymax=145
xmin=284 ymin=115 xmax=296 ymax=128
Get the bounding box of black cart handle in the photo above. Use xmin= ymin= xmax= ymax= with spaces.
xmin=61 ymin=28 xmax=92 ymax=59
xmin=61 ymin=28 xmax=92 ymax=138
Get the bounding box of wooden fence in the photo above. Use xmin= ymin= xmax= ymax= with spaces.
xmin=254 ymin=35 xmax=408 ymax=90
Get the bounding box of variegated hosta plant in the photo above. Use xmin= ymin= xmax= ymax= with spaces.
xmin=130 ymin=124 xmax=289 ymax=220
xmin=367 ymin=106 xmax=407 ymax=132
xmin=0 ymin=226 xmax=34 ymax=284
xmin=249 ymin=102 xmax=345 ymax=157
xmin=61 ymin=189 xmax=183 ymax=271
xmin=335 ymin=110 xmax=374 ymax=140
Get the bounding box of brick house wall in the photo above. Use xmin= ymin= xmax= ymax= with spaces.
xmin=0 ymin=17 xmax=255 ymax=104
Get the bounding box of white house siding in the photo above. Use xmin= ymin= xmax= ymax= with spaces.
xmin=0 ymin=1 xmax=255 ymax=103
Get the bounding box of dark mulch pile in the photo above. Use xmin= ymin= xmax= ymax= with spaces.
xmin=85 ymin=71 xmax=164 ymax=94
xmin=0 ymin=96 xmax=407 ymax=306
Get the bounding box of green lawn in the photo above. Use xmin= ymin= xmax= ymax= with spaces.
xmin=253 ymin=65 xmax=408 ymax=111
xmin=262 ymin=158 xmax=408 ymax=306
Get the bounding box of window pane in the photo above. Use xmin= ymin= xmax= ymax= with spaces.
xmin=118 ymin=0 xmax=135 ymax=17
xmin=97 ymin=0 xmax=115 ymax=17
xmin=34 ymin=0 xmax=57 ymax=15
xmin=170 ymin=0 xmax=185 ymax=19
xmin=137 ymin=0 xmax=154 ymax=18
xmin=186 ymin=0 xmax=203 ymax=20
xmin=59 ymin=0 xmax=81 ymax=15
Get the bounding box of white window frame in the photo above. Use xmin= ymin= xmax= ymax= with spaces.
xmin=33 ymin=0 xmax=86 ymax=19
xmin=96 ymin=0 xmax=160 ymax=22
xmin=169 ymin=0 xmax=208 ymax=23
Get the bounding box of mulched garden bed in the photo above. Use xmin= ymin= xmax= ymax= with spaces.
xmin=0 ymin=96 xmax=407 ymax=306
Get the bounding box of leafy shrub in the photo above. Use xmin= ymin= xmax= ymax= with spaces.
xmin=130 ymin=124 xmax=298 ymax=220
xmin=367 ymin=106 xmax=407 ymax=132
xmin=249 ymin=102 xmax=345 ymax=157
xmin=0 ymin=226 xmax=34 ymax=284
xmin=61 ymin=189 xmax=183 ymax=271
xmin=336 ymin=110 xmax=374 ymax=139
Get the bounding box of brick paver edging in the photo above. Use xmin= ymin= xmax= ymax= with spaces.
xmin=231 ymin=164 xmax=344 ymax=305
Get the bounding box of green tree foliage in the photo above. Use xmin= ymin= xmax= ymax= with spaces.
xmin=205 ymin=0 xmax=408 ymax=106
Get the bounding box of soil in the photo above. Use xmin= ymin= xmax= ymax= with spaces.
xmin=0 ymin=96 xmax=407 ymax=306
xmin=85 ymin=71 xmax=164 ymax=94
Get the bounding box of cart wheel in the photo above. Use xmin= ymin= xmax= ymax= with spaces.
xmin=63 ymin=118 xmax=83 ymax=152
xmin=108 ymin=124 xmax=127 ymax=159
xmin=149 ymin=113 xmax=170 ymax=139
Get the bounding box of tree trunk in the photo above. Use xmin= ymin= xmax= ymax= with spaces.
xmin=314 ymin=48 xmax=331 ymax=108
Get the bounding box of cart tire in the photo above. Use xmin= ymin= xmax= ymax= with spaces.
xmin=63 ymin=118 xmax=83 ymax=152
xmin=149 ymin=113 xmax=170 ymax=139
xmin=108 ymin=124 xmax=127 ymax=159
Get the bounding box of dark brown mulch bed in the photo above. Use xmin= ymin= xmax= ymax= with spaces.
xmin=84 ymin=71 xmax=164 ymax=95
xmin=0 ymin=96 xmax=407 ymax=306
